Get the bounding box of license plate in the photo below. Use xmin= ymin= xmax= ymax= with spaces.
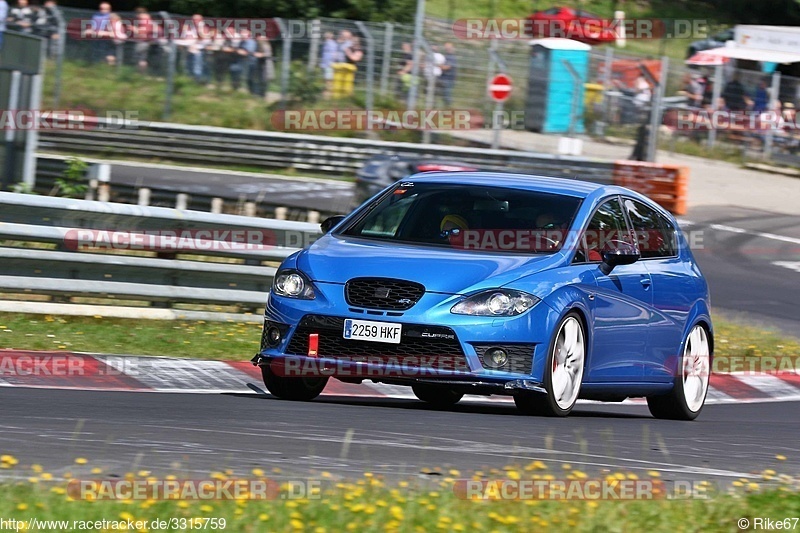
xmin=343 ymin=319 xmax=402 ymax=344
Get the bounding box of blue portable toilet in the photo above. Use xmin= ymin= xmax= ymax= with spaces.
xmin=525 ymin=38 xmax=591 ymax=134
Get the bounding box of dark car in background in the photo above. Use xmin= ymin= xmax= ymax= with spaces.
xmin=686 ymin=28 xmax=734 ymax=59
xmin=353 ymin=155 xmax=476 ymax=208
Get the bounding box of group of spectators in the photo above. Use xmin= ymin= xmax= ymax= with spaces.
xmin=2 ymin=0 xmax=461 ymax=105
xmin=395 ymin=41 xmax=458 ymax=105
xmin=0 ymin=0 xmax=60 ymax=49
xmin=85 ymin=3 xmax=275 ymax=97
xmin=680 ymin=71 xmax=797 ymax=118
xmin=316 ymin=29 xmax=459 ymax=105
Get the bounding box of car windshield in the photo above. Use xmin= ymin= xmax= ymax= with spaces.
xmin=340 ymin=182 xmax=582 ymax=254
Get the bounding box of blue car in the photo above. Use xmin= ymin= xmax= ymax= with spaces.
xmin=252 ymin=173 xmax=712 ymax=419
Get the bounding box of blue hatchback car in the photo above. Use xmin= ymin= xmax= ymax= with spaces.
xmin=252 ymin=173 xmax=712 ymax=419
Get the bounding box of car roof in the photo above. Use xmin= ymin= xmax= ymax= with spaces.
xmin=406 ymin=171 xmax=606 ymax=198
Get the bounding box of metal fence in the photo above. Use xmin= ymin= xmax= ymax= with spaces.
xmin=36 ymin=9 xmax=800 ymax=166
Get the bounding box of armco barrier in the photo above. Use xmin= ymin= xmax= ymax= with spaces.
xmin=612 ymin=161 xmax=689 ymax=215
xmin=0 ymin=192 xmax=320 ymax=317
xmin=37 ymin=118 xmax=617 ymax=182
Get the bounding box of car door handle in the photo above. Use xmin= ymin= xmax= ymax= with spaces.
xmin=640 ymin=277 xmax=652 ymax=288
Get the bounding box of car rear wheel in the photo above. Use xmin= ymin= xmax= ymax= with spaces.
xmin=647 ymin=324 xmax=710 ymax=420
xmin=261 ymin=366 xmax=328 ymax=401
xmin=515 ymin=312 xmax=585 ymax=417
xmin=412 ymin=384 xmax=463 ymax=407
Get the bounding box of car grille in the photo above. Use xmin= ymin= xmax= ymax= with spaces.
xmin=285 ymin=315 xmax=468 ymax=371
xmin=472 ymin=344 xmax=535 ymax=375
xmin=345 ymin=278 xmax=425 ymax=311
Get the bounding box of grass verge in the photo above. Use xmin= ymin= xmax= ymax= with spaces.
xmin=0 ymin=312 xmax=797 ymax=361
xmin=0 ymin=460 xmax=798 ymax=532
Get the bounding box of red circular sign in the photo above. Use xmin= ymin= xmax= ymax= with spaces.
xmin=489 ymin=73 xmax=513 ymax=102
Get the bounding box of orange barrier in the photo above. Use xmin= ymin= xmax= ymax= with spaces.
xmin=612 ymin=161 xmax=688 ymax=215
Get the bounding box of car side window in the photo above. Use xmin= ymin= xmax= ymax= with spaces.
xmin=574 ymin=197 xmax=628 ymax=264
xmin=623 ymin=198 xmax=676 ymax=259
xmin=658 ymin=213 xmax=679 ymax=257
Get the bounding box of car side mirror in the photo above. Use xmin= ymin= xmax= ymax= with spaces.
xmin=599 ymin=240 xmax=640 ymax=276
xmin=320 ymin=215 xmax=346 ymax=234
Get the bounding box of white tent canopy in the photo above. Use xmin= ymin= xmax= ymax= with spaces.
xmin=697 ymin=46 xmax=800 ymax=65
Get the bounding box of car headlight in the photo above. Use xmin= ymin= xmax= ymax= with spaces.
xmin=451 ymin=289 xmax=539 ymax=317
xmin=272 ymin=270 xmax=315 ymax=299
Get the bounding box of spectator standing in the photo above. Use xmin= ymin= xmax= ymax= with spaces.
xmin=752 ymin=78 xmax=770 ymax=113
xmin=344 ymin=34 xmax=363 ymax=67
xmin=320 ymin=31 xmax=338 ymax=98
xmin=33 ymin=1 xmax=57 ymax=36
xmin=106 ymin=12 xmax=126 ymax=64
xmin=8 ymin=0 xmax=37 ymax=33
xmin=701 ymin=76 xmax=714 ymax=109
xmin=338 ymin=29 xmax=353 ymax=60
xmin=439 ymin=42 xmax=457 ymax=106
xmin=633 ymin=75 xmax=651 ymax=108
xmin=224 ymin=28 xmax=243 ymax=91
xmin=236 ymin=28 xmax=257 ymax=93
xmin=422 ymin=45 xmax=444 ymax=103
xmin=132 ymin=8 xmax=155 ymax=74
xmin=205 ymin=27 xmax=226 ymax=89
xmin=87 ymin=2 xmax=113 ymax=65
xmin=396 ymin=41 xmax=414 ymax=97
xmin=249 ymin=34 xmax=273 ymax=98
xmin=679 ymin=72 xmax=703 ymax=108
xmin=178 ymin=14 xmax=209 ymax=83
xmin=722 ymin=74 xmax=750 ymax=112
xmin=0 ymin=0 xmax=8 ymax=50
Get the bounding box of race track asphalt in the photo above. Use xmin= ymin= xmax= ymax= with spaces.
xmin=685 ymin=206 xmax=800 ymax=336
xmin=0 ymin=387 xmax=796 ymax=485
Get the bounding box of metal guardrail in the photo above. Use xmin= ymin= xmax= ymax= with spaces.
xmin=38 ymin=119 xmax=617 ymax=182
xmin=0 ymin=192 xmax=320 ymax=312
xmin=32 ymin=154 xmax=341 ymax=222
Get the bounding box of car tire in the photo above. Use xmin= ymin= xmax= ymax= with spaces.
xmin=515 ymin=312 xmax=586 ymax=417
xmin=261 ymin=365 xmax=328 ymax=401
xmin=647 ymin=324 xmax=710 ymax=420
xmin=412 ymin=384 xmax=463 ymax=407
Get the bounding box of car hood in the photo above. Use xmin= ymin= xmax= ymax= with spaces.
xmin=295 ymin=235 xmax=565 ymax=294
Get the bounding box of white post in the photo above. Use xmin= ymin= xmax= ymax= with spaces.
xmin=614 ymin=11 xmax=626 ymax=48
xmin=176 ymin=193 xmax=189 ymax=210
xmin=138 ymin=187 xmax=151 ymax=206
xmin=211 ymin=197 xmax=224 ymax=214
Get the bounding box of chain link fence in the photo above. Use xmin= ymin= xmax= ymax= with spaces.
xmin=35 ymin=8 xmax=800 ymax=166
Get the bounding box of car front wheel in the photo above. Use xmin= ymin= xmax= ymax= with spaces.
xmin=261 ymin=365 xmax=328 ymax=401
xmin=647 ymin=324 xmax=710 ymax=420
xmin=515 ymin=312 xmax=586 ymax=417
